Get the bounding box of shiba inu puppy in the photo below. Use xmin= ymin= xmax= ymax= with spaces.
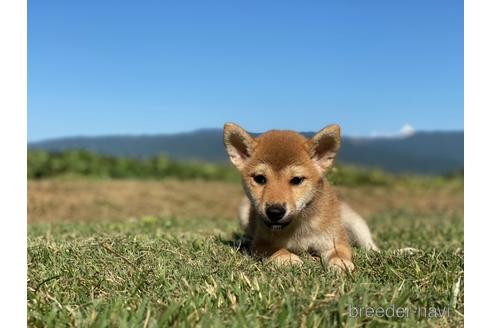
xmin=224 ymin=123 xmax=378 ymax=271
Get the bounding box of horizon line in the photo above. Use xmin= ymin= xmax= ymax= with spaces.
xmin=27 ymin=127 xmax=464 ymax=144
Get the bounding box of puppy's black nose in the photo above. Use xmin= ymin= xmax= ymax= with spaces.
xmin=266 ymin=204 xmax=286 ymax=222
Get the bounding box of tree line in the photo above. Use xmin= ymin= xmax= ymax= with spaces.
xmin=28 ymin=149 xmax=461 ymax=186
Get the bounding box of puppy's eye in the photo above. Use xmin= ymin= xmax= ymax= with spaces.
xmin=253 ymin=174 xmax=267 ymax=185
xmin=290 ymin=177 xmax=305 ymax=185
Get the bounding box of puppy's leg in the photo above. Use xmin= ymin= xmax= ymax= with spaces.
xmin=340 ymin=202 xmax=379 ymax=251
xmin=238 ymin=197 xmax=256 ymax=240
xmin=321 ymin=241 xmax=354 ymax=272
xmin=252 ymin=239 xmax=303 ymax=266
xmin=238 ymin=197 xmax=251 ymax=231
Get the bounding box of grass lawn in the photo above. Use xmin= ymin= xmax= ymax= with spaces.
xmin=28 ymin=211 xmax=463 ymax=327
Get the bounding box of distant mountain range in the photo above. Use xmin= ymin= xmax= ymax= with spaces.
xmin=28 ymin=129 xmax=464 ymax=175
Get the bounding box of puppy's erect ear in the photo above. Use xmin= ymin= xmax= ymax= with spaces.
xmin=309 ymin=124 xmax=341 ymax=172
xmin=223 ymin=123 xmax=256 ymax=170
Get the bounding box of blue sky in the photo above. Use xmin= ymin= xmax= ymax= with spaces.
xmin=28 ymin=0 xmax=463 ymax=141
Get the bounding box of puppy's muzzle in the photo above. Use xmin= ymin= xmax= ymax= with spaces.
xmin=265 ymin=204 xmax=286 ymax=222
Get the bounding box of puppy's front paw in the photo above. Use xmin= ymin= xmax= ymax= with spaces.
xmin=327 ymin=257 xmax=354 ymax=273
xmin=266 ymin=250 xmax=303 ymax=266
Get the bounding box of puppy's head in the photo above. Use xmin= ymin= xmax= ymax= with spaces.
xmin=224 ymin=123 xmax=341 ymax=230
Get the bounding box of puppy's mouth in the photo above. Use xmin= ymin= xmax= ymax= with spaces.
xmin=264 ymin=220 xmax=291 ymax=231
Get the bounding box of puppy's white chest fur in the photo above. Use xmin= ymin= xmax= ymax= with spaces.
xmin=284 ymin=219 xmax=334 ymax=255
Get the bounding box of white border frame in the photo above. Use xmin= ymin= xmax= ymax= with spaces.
xmin=0 ymin=0 xmax=27 ymax=326
xmin=465 ymin=0 xmax=491 ymax=326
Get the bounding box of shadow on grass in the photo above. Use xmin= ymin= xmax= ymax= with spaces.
xmin=218 ymin=232 xmax=252 ymax=256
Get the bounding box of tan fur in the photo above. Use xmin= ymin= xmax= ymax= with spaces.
xmin=224 ymin=123 xmax=378 ymax=272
